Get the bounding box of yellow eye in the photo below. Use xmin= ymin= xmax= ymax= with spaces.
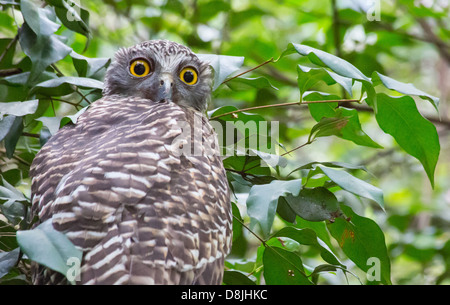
xmin=130 ymin=59 xmax=151 ymax=77
xmin=180 ymin=67 xmax=198 ymax=85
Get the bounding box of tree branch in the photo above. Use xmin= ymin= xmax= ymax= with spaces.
xmin=0 ymin=68 xmax=22 ymax=77
xmin=341 ymin=102 xmax=450 ymax=129
xmin=222 ymin=57 xmax=275 ymax=84
xmin=210 ymin=99 xmax=360 ymax=120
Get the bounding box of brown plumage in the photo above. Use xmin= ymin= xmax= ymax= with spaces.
xmin=29 ymin=41 xmax=232 ymax=284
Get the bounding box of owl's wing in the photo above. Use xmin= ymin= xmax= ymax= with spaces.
xmin=30 ymin=96 xmax=231 ymax=285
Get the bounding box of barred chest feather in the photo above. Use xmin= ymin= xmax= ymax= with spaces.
xmin=29 ymin=95 xmax=232 ymax=285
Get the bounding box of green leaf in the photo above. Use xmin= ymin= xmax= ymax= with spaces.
xmin=246 ymin=179 xmax=302 ymax=237
xmin=1 ymin=116 xmax=23 ymax=158
xmin=308 ymin=116 xmax=349 ymax=142
xmin=196 ymin=54 xmax=245 ymax=91
xmin=0 ymin=116 xmax=18 ymax=142
xmin=16 ymin=219 xmax=82 ymax=284
xmin=0 ymin=200 xmax=27 ymax=226
xmin=271 ymin=227 xmax=342 ymax=266
xmin=70 ymin=51 xmax=110 ymax=78
xmin=36 ymin=117 xmax=62 ymax=136
xmin=372 ymin=72 xmax=439 ymax=111
xmin=297 ymin=65 xmax=353 ymax=97
xmin=0 ymin=219 xmax=19 ymax=251
xmin=208 ymin=105 xmax=266 ymax=123
xmin=36 ymin=106 xmax=88 ymax=136
xmin=288 ymin=161 xmax=368 ymax=176
xmin=0 ymin=38 xmax=18 ymax=68
xmin=0 ymin=71 xmax=57 ymax=87
xmin=280 ymin=43 xmax=370 ymax=82
xmin=223 ymin=270 xmax=256 ymax=285
xmin=62 ymin=106 xmax=88 ymax=125
xmin=327 ymin=205 xmax=391 ymax=284
xmin=32 ymin=76 xmax=103 ymax=96
xmin=284 ymin=187 xmax=341 ymax=222
xmin=47 ymin=0 xmax=91 ymax=39
xmin=0 ymin=248 xmax=20 ymax=278
xmin=21 ymin=0 xmax=60 ymax=37
xmin=226 ymin=76 xmax=278 ymax=91
xmin=0 ymin=177 xmax=27 ymax=202
xmin=19 ymin=23 xmax=72 ymax=85
xmin=307 ymin=100 xmax=383 ymax=148
xmin=263 ymin=246 xmax=313 ymax=285
xmin=374 ymin=93 xmax=440 ymax=187
xmin=0 ymin=100 xmax=38 ymax=118
xmin=231 ymin=202 xmax=243 ymax=242
xmin=249 ymin=148 xmax=287 ymax=169
xmin=318 ymin=165 xmax=385 ymax=210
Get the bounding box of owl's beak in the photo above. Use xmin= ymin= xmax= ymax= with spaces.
xmin=158 ymin=73 xmax=173 ymax=101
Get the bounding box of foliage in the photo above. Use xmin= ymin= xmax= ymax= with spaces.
xmin=0 ymin=0 xmax=449 ymax=285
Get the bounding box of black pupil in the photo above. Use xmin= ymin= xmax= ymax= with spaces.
xmin=183 ymin=71 xmax=194 ymax=83
xmin=134 ymin=63 xmax=146 ymax=75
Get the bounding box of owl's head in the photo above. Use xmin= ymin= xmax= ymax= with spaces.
xmin=103 ymin=40 xmax=213 ymax=111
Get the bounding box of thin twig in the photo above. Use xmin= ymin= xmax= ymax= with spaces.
xmin=210 ymin=99 xmax=360 ymax=120
xmin=222 ymin=57 xmax=275 ymax=84
xmin=0 ymin=68 xmax=22 ymax=77
xmin=22 ymin=132 xmax=40 ymax=138
xmin=41 ymin=98 xmax=81 ymax=109
xmin=0 ymin=148 xmax=31 ymax=166
xmin=280 ymin=141 xmax=312 ymax=156
xmin=0 ymin=34 xmax=18 ymax=64
xmin=232 ymin=215 xmax=267 ymax=246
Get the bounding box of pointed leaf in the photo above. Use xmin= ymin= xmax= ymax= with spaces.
xmin=373 ymin=72 xmax=439 ymax=111
xmin=246 ymin=179 xmax=302 ymax=237
xmin=16 ymin=219 xmax=82 ymax=283
xmin=0 ymin=100 xmax=38 ymax=118
xmin=308 ymin=116 xmax=349 ymax=142
xmin=281 ymin=43 xmax=370 ymax=82
xmin=263 ymin=246 xmax=313 ymax=285
xmin=226 ymin=76 xmax=278 ymax=91
xmin=374 ymin=93 xmax=440 ymax=187
xmin=196 ymin=54 xmax=245 ymax=91
xmin=32 ymin=76 xmax=103 ymax=96
xmin=297 ymin=65 xmax=353 ymax=97
xmin=328 ymin=205 xmax=391 ymax=284
xmin=271 ymin=227 xmax=342 ymax=266
xmin=70 ymin=51 xmax=110 ymax=78
xmin=284 ymin=187 xmax=341 ymax=222
xmin=0 ymin=248 xmax=20 ymax=278
xmin=21 ymin=0 xmax=60 ymax=37
xmin=318 ymin=165 xmax=384 ymax=210
xmin=308 ymin=100 xmax=383 ymax=148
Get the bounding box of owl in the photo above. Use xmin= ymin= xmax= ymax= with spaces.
xmin=29 ymin=40 xmax=232 ymax=285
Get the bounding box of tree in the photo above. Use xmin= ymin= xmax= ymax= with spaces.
xmin=0 ymin=0 xmax=449 ymax=285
